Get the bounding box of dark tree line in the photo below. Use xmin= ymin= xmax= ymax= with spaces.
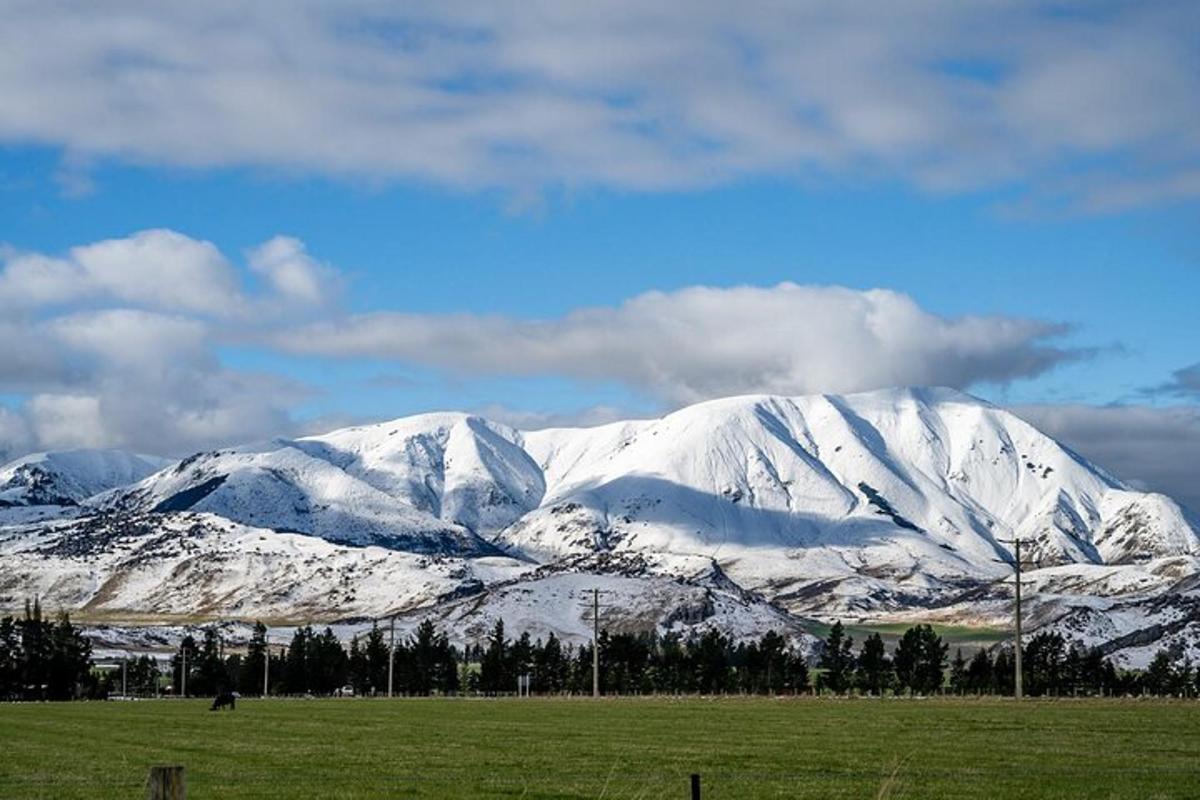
xmin=0 ymin=600 xmax=95 ymax=700
xmin=819 ymin=623 xmax=949 ymax=696
xmin=814 ymin=622 xmax=1200 ymax=698
xmin=471 ymin=621 xmax=811 ymax=695
xmin=7 ymin=595 xmax=1200 ymax=701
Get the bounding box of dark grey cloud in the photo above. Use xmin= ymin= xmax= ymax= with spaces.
xmin=1 ymin=2 xmax=1198 ymax=208
xmin=1014 ymin=403 xmax=1200 ymax=513
xmin=1143 ymin=362 xmax=1200 ymax=398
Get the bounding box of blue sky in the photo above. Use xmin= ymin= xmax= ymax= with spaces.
xmin=0 ymin=2 xmax=1198 ymax=506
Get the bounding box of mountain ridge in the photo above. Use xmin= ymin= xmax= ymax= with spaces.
xmin=2 ymin=386 xmax=1198 ymax=666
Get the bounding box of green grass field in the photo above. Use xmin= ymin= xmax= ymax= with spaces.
xmin=2 ymin=697 xmax=1198 ymax=799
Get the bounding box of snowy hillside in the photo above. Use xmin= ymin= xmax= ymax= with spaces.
xmin=93 ymin=414 xmax=539 ymax=555
xmin=2 ymin=387 xmax=1197 ymax=662
xmin=0 ymin=449 xmax=165 ymax=508
xmin=510 ymin=388 xmax=1198 ymax=612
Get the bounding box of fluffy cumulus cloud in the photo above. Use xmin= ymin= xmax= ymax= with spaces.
xmin=1014 ymin=404 xmax=1200 ymax=513
xmin=0 ymin=229 xmax=337 ymax=317
xmin=247 ymin=237 xmax=341 ymax=309
xmin=273 ymin=283 xmax=1082 ymax=404
xmin=0 ymin=231 xmax=325 ymax=457
xmin=1 ymin=2 xmax=1198 ymax=209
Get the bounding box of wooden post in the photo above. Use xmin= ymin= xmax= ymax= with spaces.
xmin=690 ymin=773 xmax=701 ymax=800
xmin=146 ymin=765 xmax=185 ymax=800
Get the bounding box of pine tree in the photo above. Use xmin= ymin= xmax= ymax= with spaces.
xmin=45 ymin=613 xmax=92 ymax=700
xmin=347 ymin=636 xmax=367 ymax=695
xmin=479 ymin=619 xmax=509 ymax=694
xmin=308 ymin=627 xmax=348 ymax=694
xmin=433 ymin=631 xmax=459 ymax=695
xmin=192 ymin=627 xmax=227 ymax=695
xmin=534 ymin=632 xmax=568 ymax=693
xmin=949 ymin=649 xmax=967 ymax=695
xmin=1143 ymin=650 xmax=1175 ymax=696
xmin=854 ymin=633 xmax=892 ymax=696
xmin=758 ymin=631 xmax=789 ymax=695
xmin=785 ymin=651 xmax=810 ymax=694
xmin=0 ymin=617 xmax=21 ymax=700
xmin=966 ymin=649 xmax=992 ymax=694
xmin=238 ymin=621 xmax=268 ymax=695
xmin=1023 ymin=631 xmax=1066 ymax=697
xmin=362 ymin=624 xmax=390 ymax=695
xmin=171 ymin=634 xmax=197 ymax=696
xmin=410 ymin=620 xmax=439 ymax=695
xmin=693 ymin=629 xmax=732 ymax=694
xmin=893 ymin=625 xmax=946 ymax=695
xmin=818 ymin=621 xmax=855 ymax=694
xmin=991 ymin=648 xmax=1015 ymax=696
xmin=284 ymin=626 xmax=312 ymax=694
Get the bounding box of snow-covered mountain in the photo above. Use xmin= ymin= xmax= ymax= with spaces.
xmin=0 ymin=449 xmax=166 ymax=508
xmin=2 ymin=388 xmax=1197 ymax=663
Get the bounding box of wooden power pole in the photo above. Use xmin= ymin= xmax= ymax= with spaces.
xmin=1013 ymin=538 xmax=1024 ymax=701
xmin=592 ymin=588 xmax=600 ymax=698
xmin=388 ymin=616 xmax=396 ymax=698
xmin=262 ymin=628 xmax=270 ymax=698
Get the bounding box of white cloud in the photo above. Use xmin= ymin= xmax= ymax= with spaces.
xmin=0 ymin=229 xmax=338 ymax=317
xmin=0 ymin=2 xmax=1196 ymax=208
xmin=472 ymin=404 xmax=637 ymax=431
xmin=68 ymin=230 xmax=243 ymax=316
xmin=0 ymin=229 xmax=240 ymax=315
xmin=26 ymin=395 xmax=107 ymax=451
xmin=0 ymin=232 xmax=325 ymax=457
xmin=0 ymin=407 xmax=32 ymax=461
xmin=47 ymin=309 xmax=210 ymax=371
xmin=248 ymin=236 xmax=339 ymax=308
xmin=274 ymin=283 xmax=1082 ymax=404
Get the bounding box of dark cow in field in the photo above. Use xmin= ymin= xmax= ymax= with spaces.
xmin=210 ymin=691 xmax=237 ymax=711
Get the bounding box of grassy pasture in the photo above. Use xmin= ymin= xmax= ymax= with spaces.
xmin=1 ymin=696 xmax=1197 ymax=799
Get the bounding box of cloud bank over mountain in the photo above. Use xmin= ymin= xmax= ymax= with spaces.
xmin=0 ymin=228 xmax=1194 ymax=510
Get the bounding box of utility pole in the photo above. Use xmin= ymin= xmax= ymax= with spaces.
xmin=263 ymin=628 xmax=270 ymax=698
xmin=180 ymin=647 xmax=188 ymax=698
xmin=388 ymin=616 xmax=396 ymax=699
xmin=592 ymin=588 xmax=600 ymax=698
xmin=121 ymin=654 xmax=127 ymax=698
xmin=1013 ymin=538 xmax=1024 ymax=701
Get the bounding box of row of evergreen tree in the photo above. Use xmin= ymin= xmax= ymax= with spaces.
xmin=817 ymin=622 xmax=1200 ymax=698
xmin=164 ymin=617 xmax=1200 ymax=699
xmin=0 ymin=601 xmax=96 ymax=700
xmin=6 ymin=597 xmax=1199 ymax=700
xmin=470 ymin=621 xmax=811 ymax=695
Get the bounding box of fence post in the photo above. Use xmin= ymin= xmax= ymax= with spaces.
xmin=147 ymin=765 xmax=185 ymax=800
xmin=690 ymin=773 xmax=701 ymax=800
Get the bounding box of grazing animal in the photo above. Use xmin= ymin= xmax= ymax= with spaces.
xmin=210 ymin=691 xmax=237 ymax=711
